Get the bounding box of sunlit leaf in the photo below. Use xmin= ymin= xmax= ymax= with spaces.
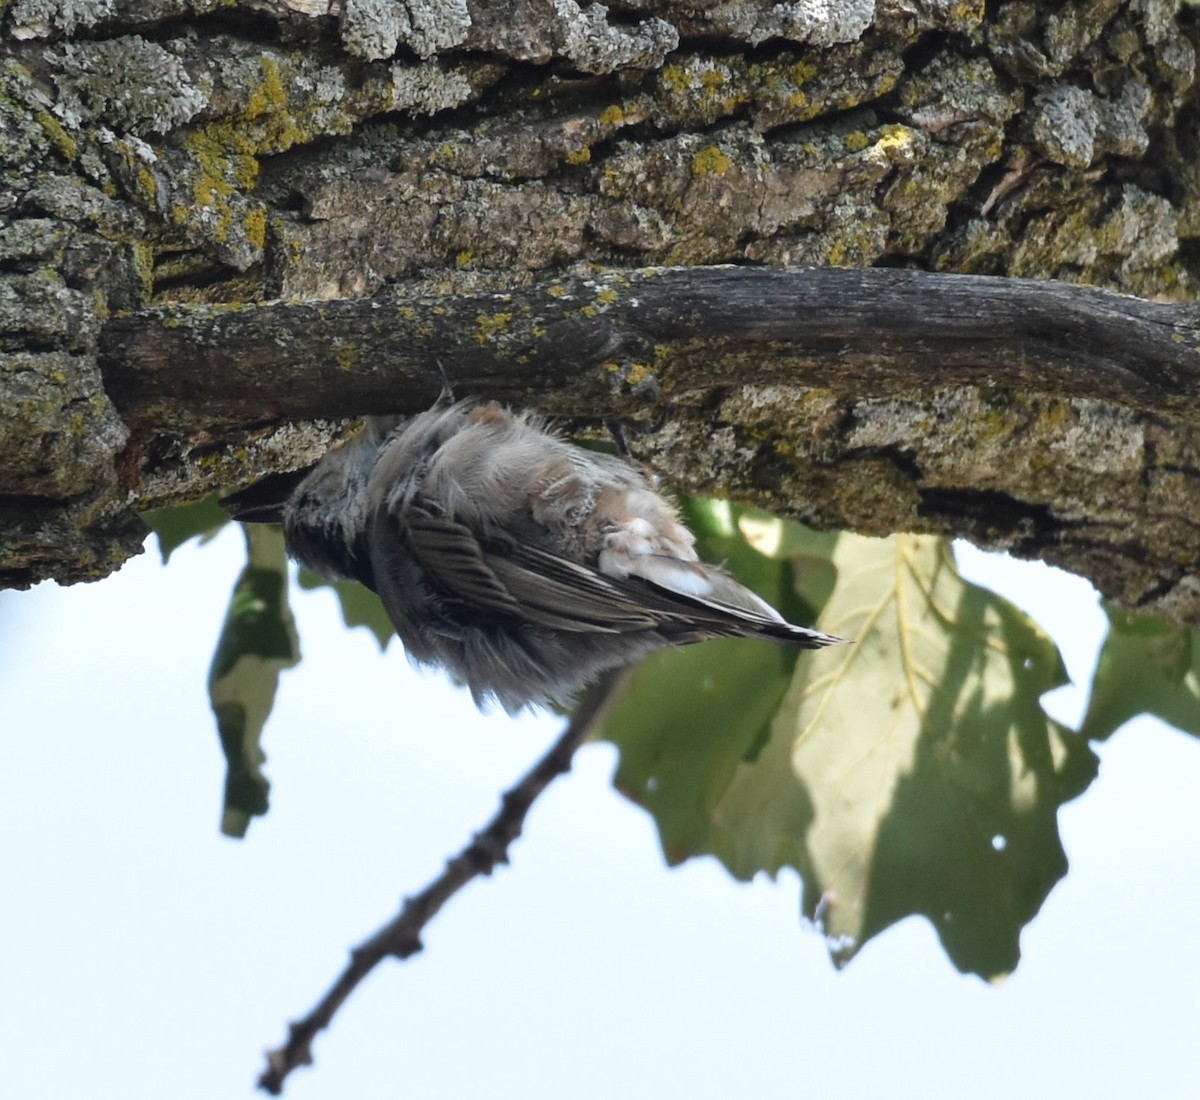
xmin=603 ymin=636 xmax=804 ymax=860
xmin=1079 ymin=604 xmax=1200 ymax=741
xmin=297 ymin=567 xmax=394 ymax=650
xmin=208 ymin=525 xmax=300 ymax=838
xmin=142 ymin=494 xmax=230 ymax=563
xmin=679 ymin=498 xmax=835 ymax=626
xmin=595 ymin=504 xmax=830 ymax=853
xmin=598 ymin=527 xmax=1097 ymax=980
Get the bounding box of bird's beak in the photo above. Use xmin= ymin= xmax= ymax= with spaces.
xmin=219 ymin=466 xmax=316 ymax=524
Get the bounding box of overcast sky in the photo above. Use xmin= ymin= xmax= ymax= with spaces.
xmin=2 ymin=530 xmax=1197 ymax=1100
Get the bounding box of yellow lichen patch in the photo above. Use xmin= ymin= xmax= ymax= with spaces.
xmin=237 ymin=57 xmax=307 ymax=153
xmin=244 ymin=207 xmax=267 ymax=250
xmin=596 ymin=288 xmax=619 ymax=306
xmin=35 ymin=111 xmax=77 ymax=162
xmin=566 ymin=146 xmax=592 ymax=165
xmin=186 ymin=129 xmax=261 ymax=189
xmin=951 ymin=0 xmax=985 ymax=26
xmin=876 ymin=124 xmax=914 ymax=153
xmin=473 ymin=310 xmax=513 ymax=344
xmin=193 ymin=174 xmax=218 ymax=208
xmin=132 ymin=241 xmax=155 ymax=297
xmin=624 ymin=362 xmax=652 ymax=386
xmin=599 ymin=104 xmax=625 ymax=126
xmin=331 ymin=342 xmax=358 ymax=372
xmin=843 ymin=131 xmax=870 ymax=153
xmin=455 ymin=249 xmax=473 ymax=269
xmin=193 ymin=182 xmax=232 ymax=243
xmin=699 ymin=69 xmax=726 ymax=91
xmin=691 ymin=145 xmax=733 ymax=178
xmin=546 ymin=284 xmax=569 ymax=298
xmin=136 ymin=168 xmax=158 ymax=201
xmin=789 ymin=60 xmax=818 ymax=85
xmin=244 ymin=57 xmax=287 ymax=120
xmin=660 ymin=64 xmax=691 ymax=93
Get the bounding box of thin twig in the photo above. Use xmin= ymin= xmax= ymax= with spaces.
xmin=257 ymin=670 xmax=627 ymax=1094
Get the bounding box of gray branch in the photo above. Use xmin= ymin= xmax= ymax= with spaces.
xmin=93 ymin=267 xmax=1200 ymax=626
xmin=99 ymin=267 xmax=1200 ymax=430
xmin=258 ymin=670 xmax=622 ymax=1094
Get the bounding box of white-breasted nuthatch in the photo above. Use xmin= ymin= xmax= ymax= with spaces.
xmin=264 ymin=399 xmax=840 ymax=712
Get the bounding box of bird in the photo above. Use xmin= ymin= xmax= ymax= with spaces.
xmin=233 ymin=397 xmax=842 ymax=712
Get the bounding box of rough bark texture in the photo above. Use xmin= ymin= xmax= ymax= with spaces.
xmin=2 ymin=1 xmax=1199 ymax=623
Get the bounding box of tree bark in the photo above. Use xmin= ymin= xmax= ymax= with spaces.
xmin=2 ymin=1 xmax=1199 ymax=623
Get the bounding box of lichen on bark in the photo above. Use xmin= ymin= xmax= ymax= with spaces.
xmin=2 ymin=0 xmax=1199 ymax=614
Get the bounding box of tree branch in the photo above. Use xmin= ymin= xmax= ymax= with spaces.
xmin=2 ymin=267 xmax=1174 ymax=625
xmin=100 ymin=268 xmax=1200 ymax=434
xmin=257 ymin=671 xmax=625 ymax=1095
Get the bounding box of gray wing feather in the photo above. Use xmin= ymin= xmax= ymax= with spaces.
xmin=404 ymin=507 xmax=840 ymax=649
xmin=407 ymin=509 xmax=656 ymax=633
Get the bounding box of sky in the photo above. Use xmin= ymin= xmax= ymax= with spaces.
xmin=1 ymin=528 xmax=1198 ymax=1100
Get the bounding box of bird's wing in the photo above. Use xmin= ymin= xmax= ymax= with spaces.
xmin=403 ymin=509 xmax=659 ymax=633
xmin=403 ymin=507 xmax=841 ymax=648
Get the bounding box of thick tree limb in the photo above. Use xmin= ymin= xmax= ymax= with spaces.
xmin=99 ymin=267 xmax=1200 ymax=432
xmin=94 ymin=267 xmax=1200 ymax=626
xmin=5 ymin=2 xmax=1200 ymax=620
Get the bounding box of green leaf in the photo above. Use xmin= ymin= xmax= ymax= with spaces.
xmin=595 ymin=504 xmax=833 ymax=852
xmin=597 ymin=529 xmax=1097 ymax=980
xmin=604 ymin=636 xmax=805 ymax=861
xmin=297 ymin=567 xmax=394 ymax=650
xmin=1079 ymin=604 xmax=1200 ymax=741
xmin=678 ymin=499 xmax=835 ymax=627
xmin=208 ymin=525 xmax=300 ymax=838
xmin=142 ymin=494 xmax=230 ymax=563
